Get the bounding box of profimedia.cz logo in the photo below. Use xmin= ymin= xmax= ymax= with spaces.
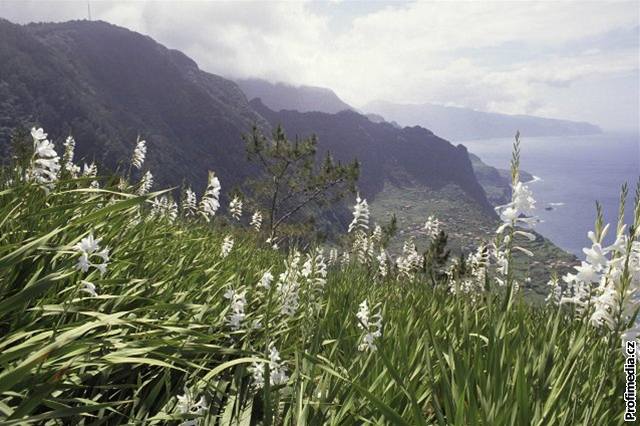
xmin=625 ymin=340 xmax=637 ymax=422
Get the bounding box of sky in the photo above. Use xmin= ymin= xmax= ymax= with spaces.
xmin=1 ymin=0 xmax=638 ymax=131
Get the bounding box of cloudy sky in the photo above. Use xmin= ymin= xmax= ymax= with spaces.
xmin=1 ymin=0 xmax=638 ymax=131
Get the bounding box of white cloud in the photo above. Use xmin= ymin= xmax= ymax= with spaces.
xmin=0 ymin=0 xmax=638 ymax=129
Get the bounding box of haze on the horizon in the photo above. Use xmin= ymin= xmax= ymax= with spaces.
xmin=1 ymin=0 xmax=638 ymax=132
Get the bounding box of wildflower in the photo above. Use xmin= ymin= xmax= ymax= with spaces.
xmin=348 ymin=193 xmax=369 ymax=233
xmin=353 ymin=231 xmax=371 ymax=265
xmin=377 ymin=248 xmax=388 ymax=278
xmin=182 ymin=188 xmax=197 ymax=217
xmin=328 ymin=248 xmax=338 ymax=265
xmin=131 ymin=137 xmax=147 ymax=170
xmin=150 ymin=196 xmax=178 ymax=222
xmin=276 ymin=252 xmax=302 ymax=316
xmin=176 ymin=386 xmax=208 ymax=426
xmin=73 ymin=234 xmax=109 ymax=275
xmin=589 ymin=283 xmax=618 ymax=330
xmin=27 ymin=127 xmax=60 ymax=192
xmin=371 ymin=225 xmax=383 ymax=245
xmin=83 ymin=162 xmax=97 ymax=177
xmin=250 ymin=210 xmax=263 ymax=231
xmin=31 ymin=127 xmax=47 ymax=141
xmin=266 ymin=236 xmax=279 ymax=250
xmin=356 ymin=300 xmax=382 ymax=352
xmin=220 ymin=235 xmax=234 ymax=258
xmin=258 ymin=271 xmax=274 ymax=290
xmin=341 ymin=251 xmax=350 ymax=266
xmin=396 ymin=238 xmax=421 ymax=277
xmin=199 ymin=171 xmax=221 ymax=221
xmin=496 ymin=181 xmax=537 ymax=234
xmin=251 ymin=342 xmax=288 ymax=388
xmin=229 ymin=196 xmax=243 ymax=221
xmin=223 ymin=288 xmax=246 ymax=331
xmin=80 ymin=281 xmax=98 ymax=297
xmin=137 ymin=171 xmax=153 ymax=195
xmin=62 ymin=136 xmax=80 ymax=177
xmin=302 ymin=250 xmax=328 ymax=291
xmin=545 ymin=276 xmax=562 ymax=305
xmin=423 ymin=216 xmax=441 ymax=240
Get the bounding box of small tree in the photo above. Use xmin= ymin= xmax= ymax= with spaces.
xmin=244 ymin=125 xmax=359 ymax=242
xmin=423 ymin=230 xmax=451 ymax=281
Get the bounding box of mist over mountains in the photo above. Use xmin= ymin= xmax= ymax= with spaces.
xmin=236 ymin=78 xmax=602 ymax=141
xmin=0 ymin=18 xmax=496 ymax=231
xmin=366 ymin=100 xmax=602 ymax=141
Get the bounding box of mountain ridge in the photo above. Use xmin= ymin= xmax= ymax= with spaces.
xmin=366 ymin=100 xmax=602 ymax=141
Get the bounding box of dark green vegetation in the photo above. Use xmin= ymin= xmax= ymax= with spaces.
xmin=243 ymin=125 xmax=359 ymax=240
xmin=0 ymin=176 xmax=626 ymax=425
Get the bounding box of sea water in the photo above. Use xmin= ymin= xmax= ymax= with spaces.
xmin=461 ymin=133 xmax=640 ymax=257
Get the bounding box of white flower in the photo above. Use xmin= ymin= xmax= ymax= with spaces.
xmin=545 ymin=276 xmax=562 ymax=305
xmin=371 ymin=225 xmax=383 ymax=245
xmin=27 ymin=127 xmax=60 ymax=192
xmin=80 ymin=281 xmax=98 ymax=297
xmin=31 ymin=127 xmax=47 ymax=141
xmin=396 ymin=238 xmax=422 ymax=277
xmin=423 ymin=216 xmax=441 ymax=240
xmin=356 ymin=300 xmax=382 ymax=352
xmin=377 ymin=248 xmax=388 ymax=278
xmin=223 ymin=288 xmax=247 ymax=331
xmin=137 ymin=171 xmax=153 ymax=195
xmin=348 ymin=193 xmax=369 ymax=233
xmin=303 ymin=250 xmax=328 ymax=291
xmin=220 ymin=235 xmax=234 ymax=258
xmin=131 ymin=138 xmax=147 ymax=170
xmin=229 ymin=196 xmax=243 ymax=221
xmin=276 ymin=252 xmax=302 ymax=316
xmin=176 ymin=386 xmax=207 ymax=426
xmin=73 ymin=234 xmax=110 ymax=275
xmin=495 ymin=180 xmax=538 ymax=234
xmin=590 ymin=283 xmax=618 ymax=330
xmin=574 ymin=261 xmax=601 ymax=284
xmin=83 ymin=162 xmax=97 ymax=177
xmin=328 ymin=248 xmax=338 ymax=265
xmin=251 ymin=343 xmax=288 ymax=388
xmin=62 ymin=136 xmax=80 ymax=177
xmin=150 ymin=196 xmax=178 ymax=222
xmin=182 ymin=188 xmax=197 ymax=217
xmin=250 ymin=211 xmax=263 ymax=231
xmin=199 ymin=171 xmax=221 ymax=221
xmin=352 ymin=231 xmax=371 ymax=265
xmin=258 ymin=271 xmax=274 ymax=290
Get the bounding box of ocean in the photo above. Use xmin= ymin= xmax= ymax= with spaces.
xmin=460 ymin=133 xmax=640 ymax=257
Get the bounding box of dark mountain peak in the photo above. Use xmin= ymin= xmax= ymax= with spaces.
xmin=0 ymin=18 xmax=264 ymax=193
xmin=249 ymin=100 xmax=494 ymax=214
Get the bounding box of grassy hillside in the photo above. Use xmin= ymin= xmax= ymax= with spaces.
xmin=0 ymin=129 xmax=634 ymax=425
xmin=369 ymin=182 xmax=577 ymax=299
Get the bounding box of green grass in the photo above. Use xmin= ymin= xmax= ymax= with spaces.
xmin=0 ymin=176 xmax=628 ymax=425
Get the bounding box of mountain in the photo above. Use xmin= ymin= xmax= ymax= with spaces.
xmin=0 ymin=18 xmax=266 ymax=194
xmin=236 ymin=79 xmax=354 ymax=114
xmin=0 ymin=18 xmax=495 ymax=233
xmin=249 ymin=99 xmax=494 ymax=214
xmin=365 ymin=100 xmax=602 ymax=141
